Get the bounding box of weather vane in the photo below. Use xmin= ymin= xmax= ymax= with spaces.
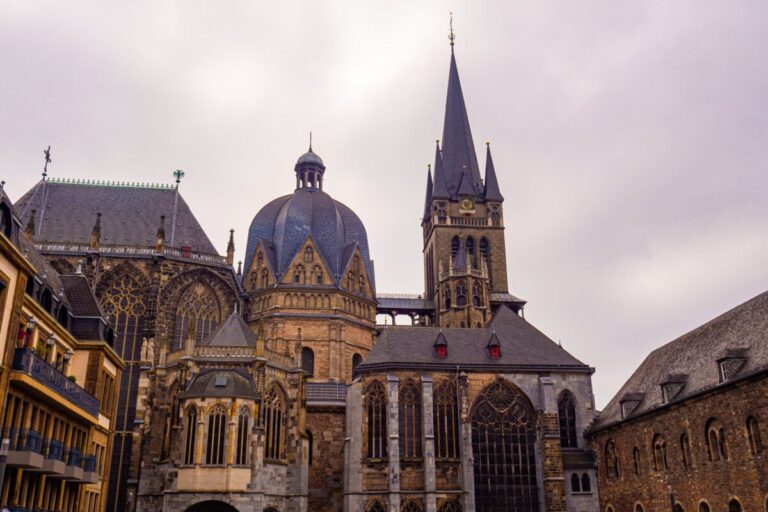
xmin=173 ymin=169 xmax=185 ymax=185
xmin=42 ymin=145 xmax=52 ymax=179
xmin=449 ymin=12 xmax=455 ymax=47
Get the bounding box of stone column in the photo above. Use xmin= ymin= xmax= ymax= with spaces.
xmin=343 ymin=381 xmax=363 ymax=512
xmin=458 ymin=372 xmax=475 ymax=512
xmin=386 ymin=374 xmax=401 ymax=512
xmin=539 ymin=376 xmax=566 ymax=512
xmin=421 ymin=376 xmax=437 ymax=512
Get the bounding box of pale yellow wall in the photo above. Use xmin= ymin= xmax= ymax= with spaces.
xmin=176 ymin=467 xmax=251 ymax=492
xmin=0 ymin=254 xmax=19 ymax=362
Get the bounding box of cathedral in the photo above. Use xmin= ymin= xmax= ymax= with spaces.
xmin=12 ymin=40 xmax=599 ymax=512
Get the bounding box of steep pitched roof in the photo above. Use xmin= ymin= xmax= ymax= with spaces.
xmin=591 ymin=290 xmax=768 ymax=432
xmin=440 ymin=50 xmax=482 ymax=199
xmin=483 ymin=143 xmax=504 ymax=202
xmin=200 ymin=311 xmax=257 ymax=347
xmin=15 ymin=180 xmax=218 ymax=254
xmin=182 ymin=368 xmax=259 ymax=399
xmin=422 ymin=167 xmax=433 ymax=221
xmin=358 ymin=306 xmax=588 ymax=372
xmin=431 ymin=142 xmax=450 ymax=200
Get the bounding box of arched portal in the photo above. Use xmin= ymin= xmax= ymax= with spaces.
xmin=471 ymin=379 xmax=539 ymax=512
xmin=184 ymin=500 xmax=239 ymax=512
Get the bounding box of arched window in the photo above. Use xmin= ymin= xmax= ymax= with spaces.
xmin=605 ymin=440 xmax=620 ymax=479
xmin=263 ymin=386 xmax=286 ymax=461
xmin=173 ymin=282 xmax=220 ymax=350
xmin=304 ymin=247 xmax=313 ymax=262
xmin=699 ymin=502 xmax=711 ymax=512
xmin=257 ymin=251 xmax=264 ymax=269
xmin=261 ymin=268 xmax=269 ymax=288
xmin=235 ymin=406 xmax=250 ymax=465
xmin=184 ymin=406 xmax=197 ymax=465
xmin=706 ymin=418 xmax=727 ymax=461
xmin=367 ymin=500 xmax=386 ymax=512
xmin=301 ymin=347 xmax=314 ymax=376
xmin=451 ymin=236 xmax=460 ymax=258
xmin=729 ymin=500 xmax=743 ymax=512
xmin=438 ymin=500 xmax=462 ymax=512
xmin=359 ymin=275 xmax=366 ymax=294
xmin=313 ymin=265 xmax=323 ymax=285
xmin=674 ymin=504 xmax=685 ymax=512
xmin=443 ymin=285 xmax=451 ymax=309
xmin=399 ymin=381 xmax=422 ymax=460
xmin=570 ymin=473 xmax=581 ymax=493
xmin=681 ymin=433 xmax=692 ymax=468
xmin=433 ymin=379 xmax=459 ymax=460
xmin=558 ymin=391 xmax=578 ymax=448
xmin=471 ymin=380 xmax=538 ymax=511
xmin=465 ymin=236 xmax=474 ymax=256
xmin=294 ymin=264 xmax=305 ymax=284
xmin=347 ymin=272 xmax=354 ymax=290
xmin=456 ymin=282 xmax=467 ymax=307
xmin=654 ymin=438 xmax=666 ymax=470
xmin=365 ymin=381 xmax=387 ymax=459
xmin=40 ymin=288 xmax=53 ymax=312
xmin=206 ymin=405 xmax=227 ymax=465
xmin=636 ymin=504 xmax=645 ymax=512
xmin=480 ymin=237 xmax=489 ymax=261
xmin=306 ymin=429 xmax=313 ymax=466
xmin=471 ymin=280 xmax=481 ymax=307
xmin=402 ymin=501 xmax=423 ymax=512
xmin=354 ymin=256 xmax=361 ymax=272
xmin=747 ymin=416 xmax=763 ymax=454
xmin=632 ymin=447 xmax=641 ymax=475
xmin=581 ymin=473 xmax=591 ymax=492
xmin=99 ymin=271 xmax=147 ymax=361
xmin=352 ymin=353 xmax=363 ymax=370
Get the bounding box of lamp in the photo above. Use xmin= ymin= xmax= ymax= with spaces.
xmin=23 ymin=317 xmax=36 ymax=347
xmin=63 ymin=349 xmax=73 ymax=362
xmin=46 ymin=334 xmax=56 ymax=347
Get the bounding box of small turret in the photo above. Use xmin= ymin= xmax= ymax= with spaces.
xmin=155 ymin=215 xmax=166 ymax=253
xmin=24 ymin=209 xmax=36 ymax=239
xmin=226 ymin=229 xmax=235 ymax=266
xmin=89 ymin=212 xmax=102 ymax=250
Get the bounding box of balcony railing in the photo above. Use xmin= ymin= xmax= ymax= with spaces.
xmin=12 ymin=348 xmax=100 ymax=417
xmin=33 ymin=241 xmax=228 ymax=265
xmin=6 ymin=428 xmax=43 ymax=453
xmin=83 ymin=454 xmax=97 ymax=472
xmin=45 ymin=439 xmax=64 ymax=461
xmin=66 ymin=447 xmax=82 ymax=467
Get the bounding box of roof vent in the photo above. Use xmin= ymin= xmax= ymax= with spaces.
xmin=486 ymin=330 xmax=501 ymax=359
xmin=214 ymin=375 xmax=228 ymax=387
xmin=434 ymin=331 xmax=447 ymax=359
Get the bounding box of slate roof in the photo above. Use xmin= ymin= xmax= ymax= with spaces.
xmin=244 ymin=187 xmax=375 ymax=290
xmin=15 ymin=180 xmax=218 ymax=254
xmin=483 ymin=144 xmax=504 ymax=202
xmin=17 ymin=235 xmax=68 ymax=307
xmin=182 ymin=368 xmax=259 ymax=399
xmin=59 ymin=274 xmax=104 ymax=317
xmin=200 ymin=311 xmax=257 ymax=347
xmin=591 ymin=290 xmax=768 ymax=432
xmin=357 ymin=306 xmax=589 ymax=373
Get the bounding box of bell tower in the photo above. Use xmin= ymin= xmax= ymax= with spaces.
xmin=422 ymin=39 xmax=520 ymax=328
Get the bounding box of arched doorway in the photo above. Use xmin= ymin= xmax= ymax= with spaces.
xmin=184 ymin=500 xmax=240 ymax=512
xmin=471 ymin=379 xmax=539 ymax=512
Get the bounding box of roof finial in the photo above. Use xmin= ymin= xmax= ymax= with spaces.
xmin=173 ymin=169 xmax=185 ymax=186
xmin=448 ymin=12 xmax=456 ymax=49
xmin=309 ymin=131 xmax=313 ymax=152
xmin=42 ymin=145 xmax=52 ymax=179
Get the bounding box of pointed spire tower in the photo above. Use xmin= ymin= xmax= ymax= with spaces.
xmin=422 ymin=18 xmax=521 ymax=326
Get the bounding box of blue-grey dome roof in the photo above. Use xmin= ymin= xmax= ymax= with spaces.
xmin=296 ymin=150 xmax=324 ymax=168
xmin=244 ymin=188 xmax=375 ymax=290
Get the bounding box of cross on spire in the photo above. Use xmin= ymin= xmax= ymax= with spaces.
xmin=42 ymin=145 xmax=52 ymax=179
xmin=173 ymin=169 xmax=185 ymax=186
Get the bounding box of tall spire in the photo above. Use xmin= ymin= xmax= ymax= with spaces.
xmin=483 ymin=142 xmax=504 ymax=202
xmin=423 ymin=164 xmax=433 ymax=221
xmin=440 ymin=40 xmax=481 ymax=199
xmin=226 ymin=228 xmax=235 ymax=266
xmin=432 ymin=140 xmax=450 ymax=199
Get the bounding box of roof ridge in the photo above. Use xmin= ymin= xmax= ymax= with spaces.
xmin=48 ymin=177 xmax=175 ymax=190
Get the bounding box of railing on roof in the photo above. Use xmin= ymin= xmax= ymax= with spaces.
xmin=263 ymin=348 xmax=294 ymax=368
xmin=48 ymin=177 xmax=175 ymax=189
xmin=377 ymin=293 xmax=425 ymax=299
xmin=12 ymin=348 xmax=100 ymax=417
xmin=439 ymin=267 xmax=487 ymax=280
xmin=306 ymin=382 xmax=347 ymax=403
xmin=34 ymin=241 xmax=227 ymax=265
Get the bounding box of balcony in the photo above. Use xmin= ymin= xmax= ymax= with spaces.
xmin=42 ymin=439 xmax=66 ymax=476
xmin=11 ymin=348 xmax=99 ymax=417
xmin=5 ymin=428 xmax=44 ymax=470
xmin=2 ymin=430 xmax=96 ymax=484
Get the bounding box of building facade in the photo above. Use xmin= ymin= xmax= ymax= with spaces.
xmin=0 ymin=185 xmax=124 ymax=512
xmin=588 ymin=292 xmax=768 ymax=512
xmin=10 ymin=40 xmax=600 ymax=512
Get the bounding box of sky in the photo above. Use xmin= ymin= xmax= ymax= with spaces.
xmin=2 ymin=1 xmax=768 ymax=409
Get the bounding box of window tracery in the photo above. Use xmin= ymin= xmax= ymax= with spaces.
xmin=456 ymin=282 xmax=467 ymax=307
xmin=100 ymin=273 xmax=147 ymax=360
xmin=365 ymin=381 xmax=387 ymax=459
xmin=184 ymin=406 xmax=197 ymax=465
xmin=235 ymin=406 xmax=250 ymax=465
xmin=402 ymin=501 xmax=423 ymax=512
xmin=443 ymin=285 xmax=451 ymax=309
xmin=173 ymin=282 xmax=220 ymax=350
xmin=367 ymin=500 xmax=386 ymax=512
xmin=261 ymin=269 xmax=269 ymax=288
xmin=206 ymin=405 xmax=226 ymax=465
xmin=706 ymin=418 xmax=727 ymax=461
xmin=438 ymin=500 xmax=462 ymax=512
xmin=558 ymin=391 xmax=578 ymax=448
xmin=605 ymin=440 xmax=620 ymax=479
xmin=263 ymin=386 xmax=286 ymax=461
xmin=304 ymin=247 xmax=313 ymax=262
xmin=433 ymin=379 xmax=459 ymax=460
xmin=399 ymin=381 xmax=422 ymax=460
xmin=302 ymin=347 xmax=314 ymax=376
xmin=652 ymin=434 xmax=668 ymax=471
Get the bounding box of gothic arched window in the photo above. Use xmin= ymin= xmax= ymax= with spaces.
xmin=399 ymin=381 xmax=422 ymax=460
xmin=235 ymin=406 xmax=250 ymax=465
xmin=465 ymin=236 xmax=474 ymax=256
xmin=605 ymin=440 xmax=620 ymax=479
xmin=747 ymin=416 xmax=763 ymax=454
xmin=304 ymin=247 xmax=313 ymax=262
xmin=471 ymin=280 xmax=481 ymax=307
xmin=652 ymin=434 xmax=668 ymax=471
xmin=312 ymin=265 xmax=323 ymax=285
xmin=402 ymin=501 xmax=423 ymax=512
xmin=632 ymin=447 xmax=641 ymax=475
xmin=100 ymin=272 xmax=147 ymax=361
xmin=183 ymin=406 xmax=197 ymax=465
xmin=438 ymin=500 xmax=462 ymax=512
xmin=263 ymin=386 xmax=286 ymax=461
xmin=206 ymin=405 xmax=227 ymax=465
xmin=365 ymin=380 xmax=387 ymax=459
xmin=558 ymin=391 xmax=578 ymax=448
xmin=347 ymin=272 xmax=354 ymax=290
xmin=456 ymin=282 xmax=467 ymax=307
xmin=471 ymin=380 xmax=538 ymax=511
xmin=581 ymin=473 xmax=591 ymax=492
xmin=367 ymin=500 xmax=386 ymax=512
xmin=706 ymin=418 xmax=727 ymax=461
xmin=301 ymin=347 xmax=314 ymax=376
xmin=443 ymin=285 xmax=451 ymax=309
xmin=681 ymin=433 xmax=692 ymax=468
xmin=433 ymin=379 xmax=459 ymax=460
xmin=570 ymin=473 xmax=580 ymax=492
xmin=352 ymin=353 xmax=363 ymax=370
xmin=257 ymin=251 xmax=264 ymax=269
xmin=480 ymin=237 xmax=489 ymax=262
xmin=359 ymin=275 xmax=366 ymax=294
xmin=293 ymin=264 xmax=305 ymax=284
xmin=729 ymin=500 xmax=743 ymax=512
xmin=451 ymin=236 xmax=460 ymax=258
xmin=173 ymin=282 xmax=220 ymax=350
xmin=260 ymin=269 xmax=269 ymax=288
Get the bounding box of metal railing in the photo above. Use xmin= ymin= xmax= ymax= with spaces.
xmin=306 ymin=382 xmax=347 ymax=403
xmin=12 ymin=348 xmax=100 ymax=417
xmin=83 ymin=454 xmax=97 ymax=472
xmin=6 ymin=428 xmax=42 ymax=453
xmin=66 ymin=447 xmax=82 ymax=467
xmin=33 ymin=241 xmax=227 ymax=265
xmin=44 ymin=439 xmax=64 ymax=461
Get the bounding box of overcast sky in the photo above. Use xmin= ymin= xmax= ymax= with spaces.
xmin=3 ymin=1 xmax=768 ymax=408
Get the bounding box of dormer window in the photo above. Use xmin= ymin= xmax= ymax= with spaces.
xmin=486 ymin=331 xmax=501 ymax=359
xmin=660 ymin=375 xmax=687 ymax=404
xmin=619 ymin=393 xmax=644 ymax=419
xmin=434 ymin=332 xmax=448 ymax=359
xmin=718 ymin=355 xmax=748 ymax=382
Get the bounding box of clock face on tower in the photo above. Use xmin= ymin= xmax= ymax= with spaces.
xmin=461 ymin=198 xmax=474 ymax=210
